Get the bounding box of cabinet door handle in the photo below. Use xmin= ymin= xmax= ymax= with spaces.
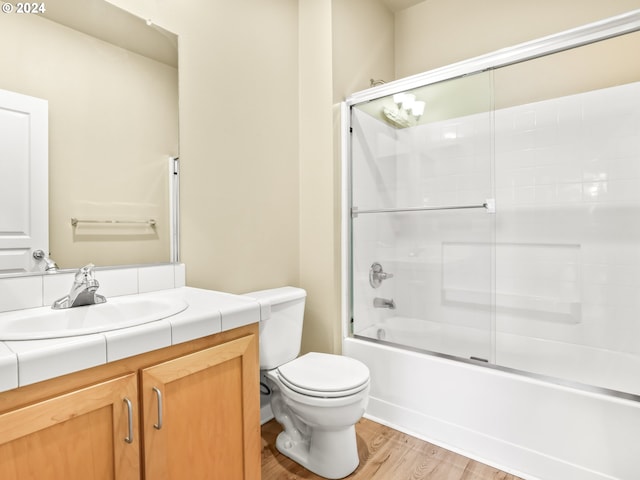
xmin=123 ymin=397 xmax=134 ymax=444
xmin=152 ymin=387 xmax=163 ymax=430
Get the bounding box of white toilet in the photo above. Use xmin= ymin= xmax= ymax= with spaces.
xmin=244 ymin=286 xmax=370 ymax=480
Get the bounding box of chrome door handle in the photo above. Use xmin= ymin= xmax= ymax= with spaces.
xmin=152 ymin=387 xmax=163 ymax=430
xmin=123 ymin=397 xmax=134 ymax=444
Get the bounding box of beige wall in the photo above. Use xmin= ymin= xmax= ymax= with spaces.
xmin=395 ymin=0 xmax=640 ymax=77
xmin=332 ymin=0 xmax=395 ymax=101
xmin=298 ymin=1 xmax=337 ymax=354
xmin=177 ymin=1 xmax=299 ymax=294
xmin=107 ymin=0 xmax=301 ymax=294
xmin=494 ymin=30 xmax=640 ymax=109
xmin=0 ymin=12 xmax=177 ymax=269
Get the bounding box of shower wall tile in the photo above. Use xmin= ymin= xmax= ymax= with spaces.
xmin=494 ymin=81 xmax=640 ymax=355
xmin=496 ymin=83 xmax=640 ymax=203
xmin=377 ymin=111 xmax=495 ymax=210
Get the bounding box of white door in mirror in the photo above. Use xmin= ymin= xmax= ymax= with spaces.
xmin=0 ymin=89 xmax=48 ymax=274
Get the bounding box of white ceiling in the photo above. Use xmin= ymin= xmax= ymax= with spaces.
xmin=381 ymin=0 xmax=426 ymax=13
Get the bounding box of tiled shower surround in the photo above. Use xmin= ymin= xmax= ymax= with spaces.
xmin=351 ymin=81 xmax=640 ymax=396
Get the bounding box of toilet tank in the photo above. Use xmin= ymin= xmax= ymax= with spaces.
xmin=243 ymin=286 xmax=306 ymax=370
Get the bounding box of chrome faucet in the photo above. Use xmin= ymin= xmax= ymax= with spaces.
xmin=373 ymin=297 xmax=396 ymax=309
xmin=33 ymin=249 xmax=59 ymax=272
xmin=51 ymin=264 xmax=107 ymax=309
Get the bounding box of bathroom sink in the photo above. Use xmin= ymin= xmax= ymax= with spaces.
xmin=0 ymin=296 xmax=189 ymax=340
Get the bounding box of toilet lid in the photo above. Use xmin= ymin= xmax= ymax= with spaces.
xmin=277 ymin=352 xmax=370 ymax=398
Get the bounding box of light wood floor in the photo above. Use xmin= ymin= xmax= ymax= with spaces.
xmin=262 ymin=418 xmax=523 ymax=480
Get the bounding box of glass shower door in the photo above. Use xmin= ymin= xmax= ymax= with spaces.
xmin=492 ymin=31 xmax=640 ymax=395
xmin=349 ymin=72 xmax=495 ymax=362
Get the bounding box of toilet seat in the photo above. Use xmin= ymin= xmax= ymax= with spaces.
xmin=277 ymin=352 xmax=370 ymax=398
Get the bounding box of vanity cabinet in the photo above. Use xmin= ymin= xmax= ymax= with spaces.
xmin=0 ymin=373 xmax=140 ymax=480
xmin=0 ymin=324 xmax=260 ymax=480
xmin=141 ymin=335 xmax=259 ymax=479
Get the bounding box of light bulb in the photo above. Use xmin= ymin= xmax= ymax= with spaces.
xmin=411 ymin=101 xmax=425 ymax=117
xmin=401 ymin=94 xmax=416 ymax=111
xmin=393 ymin=93 xmax=406 ymax=106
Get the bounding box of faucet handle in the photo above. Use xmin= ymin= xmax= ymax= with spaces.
xmin=369 ymin=262 xmax=394 ymax=288
xmin=75 ymin=263 xmax=96 ymax=281
xmin=79 ymin=263 xmax=95 ymax=272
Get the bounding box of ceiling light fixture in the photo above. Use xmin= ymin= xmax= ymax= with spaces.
xmin=383 ymin=92 xmax=425 ymax=128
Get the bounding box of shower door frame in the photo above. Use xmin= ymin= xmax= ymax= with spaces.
xmin=341 ymin=8 xmax=640 ymax=401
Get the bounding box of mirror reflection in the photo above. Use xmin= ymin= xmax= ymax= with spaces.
xmin=0 ymin=0 xmax=178 ymax=271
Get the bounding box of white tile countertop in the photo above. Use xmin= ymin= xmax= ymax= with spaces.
xmin=0 ymin=286 xmax=260 ymax=393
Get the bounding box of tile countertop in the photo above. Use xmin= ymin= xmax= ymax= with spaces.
xmin=0 ymin=287 xmax=261 ymax=393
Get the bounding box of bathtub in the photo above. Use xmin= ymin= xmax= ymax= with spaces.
xmin=344 ymin=319 xmax=640 ymax=480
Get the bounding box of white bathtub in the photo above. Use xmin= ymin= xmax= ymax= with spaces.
xmin=345 ymin=321 xmax=640 ymax=480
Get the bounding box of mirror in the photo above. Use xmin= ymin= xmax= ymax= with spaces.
xmin=0 ymin=0 xmax=178 ymax=270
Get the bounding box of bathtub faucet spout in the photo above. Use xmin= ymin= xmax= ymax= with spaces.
xmin=373 ymin=297 xmax=396 ymax=309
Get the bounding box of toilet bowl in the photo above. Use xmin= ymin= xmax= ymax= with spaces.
xmin=265 ymin=352 xmax=369 ymax=479
xmin=244 ymin=287 xmax=370 ymax=479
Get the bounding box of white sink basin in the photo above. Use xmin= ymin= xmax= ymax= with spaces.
xmin=0 ymin=296 xmax=189 ymax=340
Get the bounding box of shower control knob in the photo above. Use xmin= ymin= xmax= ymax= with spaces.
xmin=369 ymin=262 xmax=394 ymax=288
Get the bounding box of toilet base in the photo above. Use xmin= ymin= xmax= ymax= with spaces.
xmin=276 ymin=425 xmax=360 ymax=479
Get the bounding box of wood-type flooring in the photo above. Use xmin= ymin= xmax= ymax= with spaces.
xmin=262 ymin=418 xmax=524 ymax=480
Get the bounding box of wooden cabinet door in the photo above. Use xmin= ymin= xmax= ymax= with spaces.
xmin=141 ymin=334 xmax=260 ymax=480
xmin=0 ymin=373 xmax=140 ymax=480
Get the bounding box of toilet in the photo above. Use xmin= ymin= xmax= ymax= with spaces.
xmin=244 ymin=286 xmax=370 ymax=480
